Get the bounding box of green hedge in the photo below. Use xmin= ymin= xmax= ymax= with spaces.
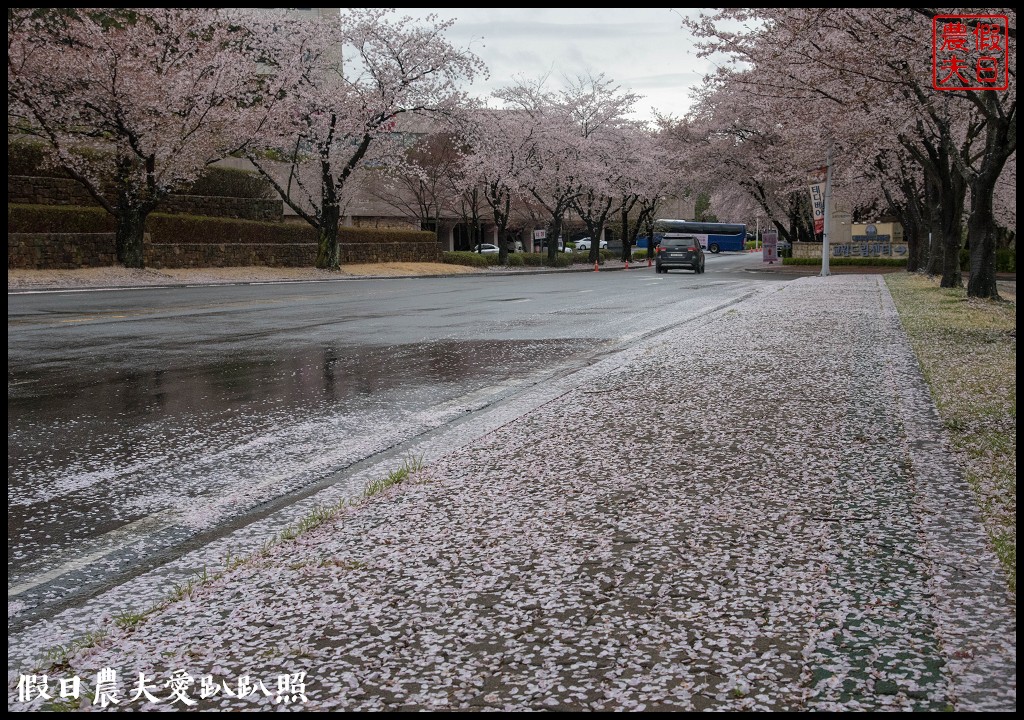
xmin=783 ymin=257 xmax=909 ymax=267
xmin=185 ymin=167 xmax=274 ymax=199
xmin=7 ymin=203 xmax=316 ymax=244
xmin=147 ymin=214 xmax=316 ymax=245
xmin=441 ymin=251 xmax=581 ymax=268
xmin=8 ymin=140 xmax=69 ymax=178
xmin=338 ymin=227 xmax=436 ymax=245
xmin=9 ymin=142 xmax=276 ymax=200
xmin=8 ymin=204 xmax=437 ymax=248
xmin=442 ymin=251 xmax=499 ymax=267
xmin=8 ymin=204 xmax=114 ymax=233
xmin=960 ymin=247 xmax=1016 ymax=273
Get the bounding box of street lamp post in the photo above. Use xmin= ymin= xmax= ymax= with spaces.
xmin=820 ymin=145 xmax=833 ymax=277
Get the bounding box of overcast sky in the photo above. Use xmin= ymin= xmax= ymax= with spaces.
xmin=393 ymin=8 xmax=719 ymax=124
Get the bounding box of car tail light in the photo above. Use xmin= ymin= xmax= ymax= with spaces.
xmin=687 ymin=245 xmax=696 ymax=251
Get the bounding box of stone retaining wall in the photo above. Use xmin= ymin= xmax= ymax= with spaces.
xmin=341 ymin=242 xmax=440 ymax=264
xmin=8 ymin=176 xmax=284 ymax=221
xmin=146 ymin=244 xmax=316 ymax=268
xmin=9 ymin=233 xmax=441 ymax=269
xmin=8 ymin=233 xmax=118 ymax=269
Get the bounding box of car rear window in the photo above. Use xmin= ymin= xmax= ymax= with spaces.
xmin=663 ymin=238 xmax=694 ymax=249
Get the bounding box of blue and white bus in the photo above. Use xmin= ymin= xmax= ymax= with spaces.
xmin=641 ymin=220 xmax=748 ymax=254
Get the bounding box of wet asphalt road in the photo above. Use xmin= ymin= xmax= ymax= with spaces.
xmin=7 ymin=254 xmax=793 ymax=624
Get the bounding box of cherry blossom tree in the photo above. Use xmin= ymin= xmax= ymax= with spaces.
xmin=460 ymin=108 xmax=538 ymax=264
xmin=493 ymin=78 xmax=585 ymax=264
xmin=670 ymin=79 xmax=821 ymax=246
xmin=8 ymin=8 xmax=278 ymax=268
xmin=559 ymin=74 xmax=646 ymax=265
xmin=242 ymin=8 xmax=485 ymax=270
xmin=614 ymin=128 xmax=677 ymax=263
xmin=372 ymin=132 xmax=466 ymax=244
xmin=683 ymin=8 xmax=1016 ymax=298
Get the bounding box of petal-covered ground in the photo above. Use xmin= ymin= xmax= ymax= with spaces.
xmin=8 ymin=276 xmax=1015 ymax=711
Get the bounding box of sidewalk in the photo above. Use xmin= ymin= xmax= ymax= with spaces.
xmin=8 ymin=276 xmax=1015 ymax=711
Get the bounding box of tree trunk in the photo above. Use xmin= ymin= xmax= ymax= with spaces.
xmin=316 ymin=203 xmax=341 ymax=270
xmin=115 ymin=204 xmax=147 ymax=269
xmin=965 ymin=91 xmax=1014 ymax=299
xmin=966 ymin=176 xmax=1001 ymax=299
xmin=620 ymin=210 xmax=631 ymax=263
xmin=909 ymin=209 xmax=925 ymax=274
xmin=938 ymin=168 xmax=966 ymax=289
xmin=898 ymin=177 xmax=925 ymax=273
xmin=547 ymin=216 xmax=562 ymax=263
xmin=922 ymin=173 xmax=943 ymax=277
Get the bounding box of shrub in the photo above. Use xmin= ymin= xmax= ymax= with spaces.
xmin=782 ymin=256 xmax=909 ymax=267
xmin=961 ymin=247 xmax=1017 ymax=273
xmin=8 ymin=140 xmax=113 ymax=180
xmin=442 ymin=250 xmax=496 ymax=267
xmin=338 ymin=227 xmax=435 ymax=245
xmin=185 ymin=167 xmax=274 ymax=199
xmin=997 ymin=247 xmax=1016 ymax=273
xmin=8 ymin=204 xmax=113 ymax=233
xmin=8 ymin=140 xmax=68 ymax=178
xmin=7 ymin=203 xmax=317 ymax=244
xmin=146 ymin=214 xmax=315 ymax=245
xmin=507 ymin=253 xmax=525 ymax=267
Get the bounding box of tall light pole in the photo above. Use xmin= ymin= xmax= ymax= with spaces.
xmin=820 ymin=144 xmax=833 ymax=277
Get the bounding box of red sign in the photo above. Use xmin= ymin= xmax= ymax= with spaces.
xmin=932 ymin=14 xmax=1009 ymax=91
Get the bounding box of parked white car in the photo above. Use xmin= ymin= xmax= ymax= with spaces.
xmin=574 ymin=237 xmax=608 ymax=250
xmin=474 ymin=243 xmax=500 ymax=254
xmin=540 ymin=239 xmax=573 ymax=253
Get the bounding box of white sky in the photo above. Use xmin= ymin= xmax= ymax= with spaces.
xmin=392 ymin=8 xmax=720 ymax=124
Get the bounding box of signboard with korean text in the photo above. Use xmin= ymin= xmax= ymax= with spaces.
xmin=762 ymin=230 xmax=778 ymax=264
xmin=809 ymin=183 xmax=825 ymax=235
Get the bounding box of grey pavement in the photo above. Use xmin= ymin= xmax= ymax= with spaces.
xmin=8 ymin=275 xmax=1015 ymax=711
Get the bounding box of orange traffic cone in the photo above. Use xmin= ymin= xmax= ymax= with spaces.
xmin=594 ymin=261 xmax=599 ymax=272
xmin=625 ymin=259 xmax=630 ymax=269
xmin=648 ymin=257 xmax=652 ymax=267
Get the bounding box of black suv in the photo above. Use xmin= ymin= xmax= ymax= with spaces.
xmin=655 ymin=234 xmax=705 ymax=274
